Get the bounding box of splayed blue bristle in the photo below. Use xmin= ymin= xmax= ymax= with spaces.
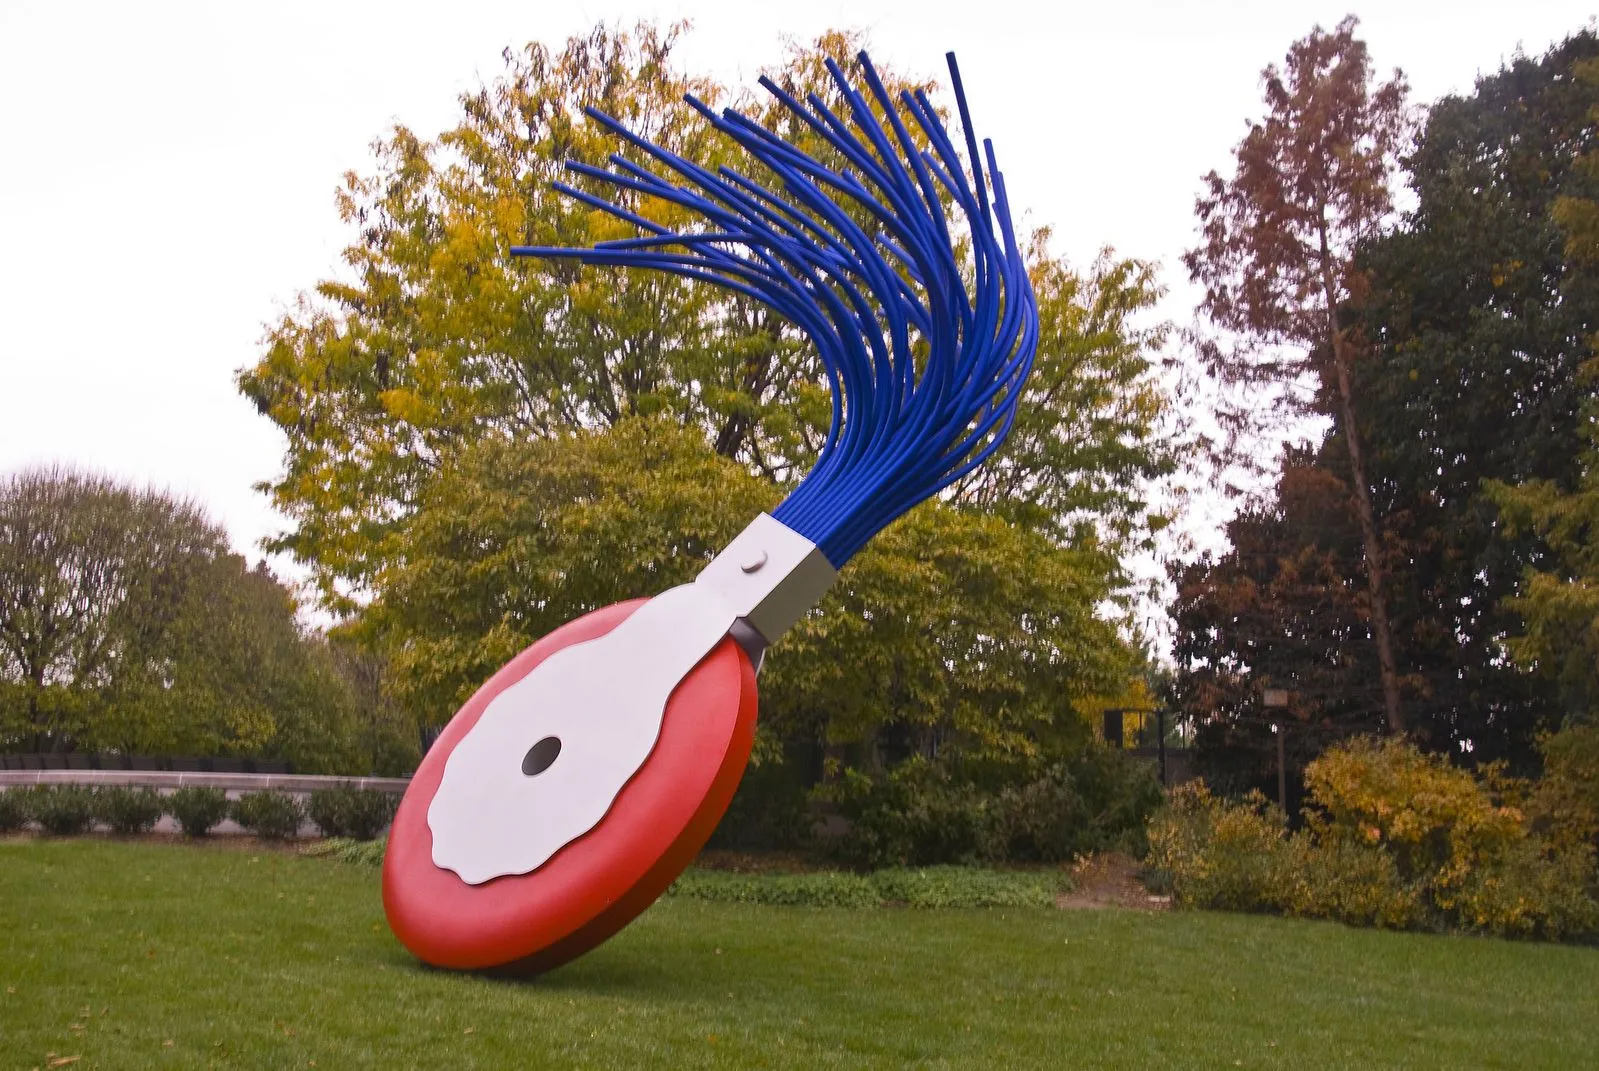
xmin=513 ymin=51 xmax=1040 ymax=567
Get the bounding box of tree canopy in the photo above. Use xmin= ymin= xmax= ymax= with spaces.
xmin=0 ymin=467 xmax=411 ymax=772
xmin=1184 ymin=15 xmax=1412 ymax=733
xmin=238 ymin=24 xmax=1176 ymax=616
xmin=1351 ymin=29 xmax=1599 ymax=760
xmin=1174 ymin=26 xmax=1599 ymax=781
xmin=364 ymin=418 xmax=1138 ymax=789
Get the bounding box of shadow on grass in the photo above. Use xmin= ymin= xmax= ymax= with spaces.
xmin=386 ymin=932 xmax=736 ymax=999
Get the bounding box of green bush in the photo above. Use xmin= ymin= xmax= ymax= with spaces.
xmin=666 ymin=866 xmax=1065 ymax=909
xmin=823 ymin=750 xmax=1164 ymax=869
xmin=821 ymin=760 xmax=996 ymax=869
xmin=231 ymin=791 xmax=304 ymax=840
xmin=94 ymin=787 xmax=165 ymax=835
xmin=307 ymin=787 xmax=397 ymax=840
xmin=869 ymin=866 xmax=1062 ymax=909
xmin=992 ymin=751 xmax=1164 ymax=862
xmin=1448 ymin=835 xmax=1599 ymax=941
xmin=1528 ymin=723 xmax=1599 ymax=855
xmin=305 ymin=835 xmax=1066 ymax=909
xmin=1283 ymin=830 xmax=1416 ymax=929
xmin=0 ymin=789 xmax=28 ymax=832
xmin=167 ymin=787 xmax=229 ymax=837
xmin=707 ymin=758 xmax=813 ymax=852
xmin=669 ymin=870 xmax=880 ymax=908
xmin=28 ymin=785 xmax=97 ymax=836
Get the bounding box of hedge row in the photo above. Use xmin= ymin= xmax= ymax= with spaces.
xmin=302 ymin=835 xmax=1067 ymax=909
xmin=667 ymin=865 xmax=1067 ymax=909
xmin=0 ymin=785 xmax=396 ymax=841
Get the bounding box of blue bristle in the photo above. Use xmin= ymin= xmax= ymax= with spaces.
xmin=512 ymin=51 xmax=1040 ymax=567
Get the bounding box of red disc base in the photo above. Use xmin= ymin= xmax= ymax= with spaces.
xmin=382 ymin=598 xmax=759 ymax=974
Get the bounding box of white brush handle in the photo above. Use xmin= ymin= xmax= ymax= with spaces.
xmin=427 ymin=515 xmax=835 ymax=884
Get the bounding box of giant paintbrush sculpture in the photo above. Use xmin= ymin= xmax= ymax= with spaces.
xmin=383 ymin=51 xmax=1039 ymax=973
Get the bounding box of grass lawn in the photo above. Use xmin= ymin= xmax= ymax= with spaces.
xmin=2 ymin=839 xmax=1596 ymax=1069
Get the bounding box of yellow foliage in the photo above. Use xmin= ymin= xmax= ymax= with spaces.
xmin=1147 ymin=737 xmax=1599 ymax=940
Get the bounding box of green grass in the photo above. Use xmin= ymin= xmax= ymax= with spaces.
xmin=2 ymin=839 xmax=1596 ymax=1069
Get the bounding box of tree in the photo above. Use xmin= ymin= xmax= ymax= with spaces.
xmin=0 ymin=467 xmax=405 ymax=772
xmin=364 ymin=418 xmax=1137 ymax=791
xmin=1488 ymin=373 xmax=1599 ymax=720
xmin=1484 ymin=50 xmax=1599 ymax=725
xmin=1169 ymin=451 xmax=1380 ymax=800
xmin=0 ymin=467 xmax=225 ymax=750
xmin=949 ymin=244 xmax=1174 ymax=560
xmin=1185 ymin=16 xmax=1411 ymax=733
xmin=1352 ymin=30 xmax=1599 ymax=763
xmin=239 ymin=23 xmax=1175 ymax=613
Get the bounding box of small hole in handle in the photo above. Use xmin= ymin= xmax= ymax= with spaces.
xmin=521 ymin=736 xmax=562 ymax=776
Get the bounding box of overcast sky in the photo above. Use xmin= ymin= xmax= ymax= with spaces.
xmin=2 ymin=0 xmax=1594 ymax=588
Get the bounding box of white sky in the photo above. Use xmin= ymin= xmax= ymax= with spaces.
xmin=1 ymin=0 xmax=1593 ymax=593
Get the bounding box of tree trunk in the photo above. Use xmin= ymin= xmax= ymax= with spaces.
xmin=1320 ymin=252 xmax=1406 ymax=735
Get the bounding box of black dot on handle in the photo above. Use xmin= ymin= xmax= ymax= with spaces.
xmin=521 ymin=736 xmax=562 ymax=776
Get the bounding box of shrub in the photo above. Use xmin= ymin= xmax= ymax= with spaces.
xmin=869 ymin=866 xmax=1061 ymax=909
xmin=1284 ymin=830 xmax=1416 ymax=929
xmin=305 ymin=836 xmax=1064 ymax=909
xmin=28 ymin=785 xmax=97 ymax=836
xmin=0 ymin=789 xmax=28 ymax=832
xmin=167 ymin=786 xmax=229 ymax=837
xmin=669 ymin=870 xmax=880 ymax=908
xmin=993 ymin=751 xmax=1164 ymax=862
xmin=823 ymin=749 xmax=1164 ymax=868
xmin=231 ymin=791 xmax=304 ymax=840
xmin=307 ymin=787 xmax=397 ymax=840
xmin=1148 ymin=738 xmax=1599 ymax=941
xmin=1146 ymin=782 xmax=1298 ymax=913
xmin=666 ymin=866 xmax=1063 ymax=909
xmin=707 ymin=758 xmax=812 ymax=852
xmin=94 ymin=787 xmax=164 ymax=835
xmin=1448 ymin=835 xmax=1599 ymax=940
xmin=1303 ymin=737 xmax=1523 ymax=890
xmin=1528 ymin=723 xmax=1599 ymax=855
xmin=820 ymin=761 xmax=994 ymax=869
